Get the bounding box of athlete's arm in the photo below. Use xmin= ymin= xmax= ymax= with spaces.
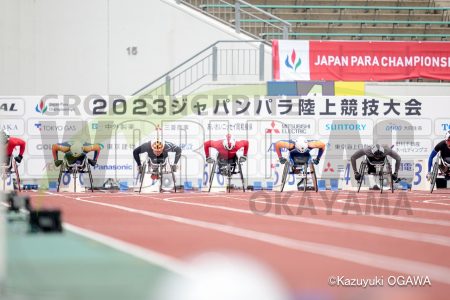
xmin=275 ymin=141 xmax=294 ymax=158
xmin=237 ymin=140 xmax=249 ymax=156
xmin=166 ymin=142 xmax=182 ymax=164
xmin=133 ymin=143 xmax=149 ymax=167
xmin=83 ymin=144 xmax=102 ymax=161
xmin=52 ymin=143 xmax=70 ymax=161
xmin=308 ymin=141 xmax=326 ymax=160
xmin=204 ymin=140 xmax=213 ymax=158
xmin=350 ymin=149 xmax=366 ymax=173
xmin=387 ymin=148 xmax=402 ymax=173
xmin=428 ymin=150 xmax=438 ymax=172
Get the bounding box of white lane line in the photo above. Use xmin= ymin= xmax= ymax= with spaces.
xmin=152 ymin=191 xmax=450 ymax=212
xmin=213 ymin=194 xmax=450 ymax=215
xmin=334 ymin=199 xmax=450 ymax=215
xmin=424 ymin=200 xmax=450 ymax=206
xmin=219 ymin=194 xmax=450 ymax=227
xmin=72 ymin=192 xmax=450 ymax=227
xmin=58 ymin=194 xmax=450 ymax=285
xmin=174 ymin=193 xmax=450 ymax=227
xmin=63 ymin=223 xmax=189 ymax=277
xmin=143 ymin=195 xmax=450 ymax=247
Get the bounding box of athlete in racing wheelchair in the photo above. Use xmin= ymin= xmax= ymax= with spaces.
xmin=427 ymin=130 xmax=450 ymax=193
xmin=1 ymin=130 xmax=25 ymax=191
xmin=134 ymin=139 xmax=181 ymax=193
xmin=204 ymin=134 xmax=248 ymax=193
xmin=53 ymin=141 xmax=101 ymax=192
xmin=275 ymin=139 xmax=325 ymax=192
xmin=351 ymin=144 xmax=401 ymax=193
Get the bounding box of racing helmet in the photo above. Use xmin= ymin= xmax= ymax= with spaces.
xmin=294 ymin=140 xmax=309 ymax=153
xmin=70 ymin=141 xmax=85 ymax=157
xmin=151 ymin=140 xmax=165 ymax=156
xmin=223 ymin=134 xmax=236 ymax=151
xmin=0 ymin=129 xmax=9 ymax=144
xmin=370 ymin=144 xmax=385 ymax=159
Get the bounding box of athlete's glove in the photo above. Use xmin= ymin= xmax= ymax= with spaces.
xmin=391 ymin=172 xmax=398 ymax=182
xmin=426 ymin=172 xmax=432 ymax=181
xmin=354 ymin=172 xmax=361 ymax=181
xmin=137 ymin=165 xmax=145 ymax=175
xmin=279 ymin=157 xmax=287 ymax=164
xmin=206 ymin=157 xmax=215 ymax=164
xmin=14 ymin=154 xmax=23 ymax=163
xmin=171 ymin=165 xmax=177 ymax=172
xmin=88 ymin=159 xmax=97 ymax=166
xmin=313 ymin=158 xmax=320 ymax=165
xmin=239 ymin=156 xmax=247 ymax=163
xmin=54 ymin=160 xmax=63 ymax=167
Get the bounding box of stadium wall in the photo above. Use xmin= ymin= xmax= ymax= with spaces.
xmin=0 ymin=0 xmax=250 ymax=96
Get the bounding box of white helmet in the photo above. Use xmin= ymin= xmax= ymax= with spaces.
xmin=445 ymin=130 xmax=450 ymax=141
xmin=0 ymin=129 xmax=9 ymax=144
xmin=370 ymin=144 xmax=385 ymax=158
xmin=70 ymin=141 xmax=85 ymax=157
xmin=295 ymin=140 xmax=309 ymax=153
xmin=223 ymin=134 xmax=236 ymax=150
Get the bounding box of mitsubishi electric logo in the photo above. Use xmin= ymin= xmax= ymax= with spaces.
xmin=265 ymin=121 xmax=280 ymax=134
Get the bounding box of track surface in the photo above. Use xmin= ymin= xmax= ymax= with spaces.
xmin=29 ymin=190 xmax=450 ymax=299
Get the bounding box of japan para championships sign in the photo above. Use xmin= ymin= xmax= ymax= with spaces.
xmin=272 ymin=40 xmax=450 ymax=81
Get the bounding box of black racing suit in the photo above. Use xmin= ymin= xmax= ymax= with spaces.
xmin=133 ymin=141 xmax=182 ymax=167
xmin=351 ymin=145 xmax=401 ymax=175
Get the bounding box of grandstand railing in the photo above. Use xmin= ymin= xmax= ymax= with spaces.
xmin=260 ymin=32 xmax=450 ymax=40
xmin=132 ymin=40 xmax=267 ymax=97
xmin=243 ymin=19 xmax=450 ymax=35
xmin=177 ymin=0 xmax=291 ymax=40
xmin=197 ymin=4 xmax=450 ymax=19
xmin=195 ymin=3 xmax=449 ymax=41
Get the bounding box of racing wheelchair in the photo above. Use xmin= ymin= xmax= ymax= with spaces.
xmin=138 ymin=158 xmax=177 ymax=193
xmin=208 ymin=157 xmax=245 ymax=193
xmin=429 ymin=153 xmax=450 ymax=193
xmin=357 ymin=157 xmax=394 ymax=193
xmin=1 ymin=156 xmax=21 ymax=192
xmin=57 ymin=157 xmax=94 ymax=193
xmin=280 ymin=156 xmax=318 ymax=192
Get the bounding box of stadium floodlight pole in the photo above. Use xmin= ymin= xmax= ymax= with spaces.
xmin=235 ymin=1 xmax=241 ymax=34
xmin=282 ymin=25 xmax=289 ymax=40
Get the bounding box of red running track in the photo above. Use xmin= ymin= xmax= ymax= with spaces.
xmin=30 ymin=190 xmax=450 ymax=300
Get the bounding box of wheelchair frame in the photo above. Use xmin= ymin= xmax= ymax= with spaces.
xmin=429 ymin=153 xmax=450 ymax=193
xmin=280 ymin=159 xmax=318 ymax=193
xmin=1 ymin=156 xmax=21 ymax=192
xmin=207 ymin=157 xmax=246 ymax=193
xmin=57 ymin=157 xmax=94 ymax=193
xmin=138 ymin=158 xmax=177 ymax=193
xmin=357 ymin=157 xmax=394 ymax=194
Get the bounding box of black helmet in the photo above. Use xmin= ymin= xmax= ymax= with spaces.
xmin=370 ymin=144 xmax=385 ymax=159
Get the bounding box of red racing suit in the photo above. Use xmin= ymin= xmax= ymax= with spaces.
xmin=204 ymin=139 xmax=249 ymax=160
xmin=6 ymin=137 xmax=26 ymax=156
